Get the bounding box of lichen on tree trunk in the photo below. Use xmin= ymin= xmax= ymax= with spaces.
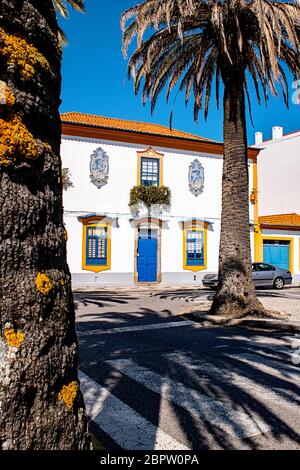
xmin=0 ymin=0 xmax=91 ymax=449
xmin=210 ymin=72 xmax=265 ymax=318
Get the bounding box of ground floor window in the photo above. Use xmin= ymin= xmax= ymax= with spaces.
xmin=79 ymin=216 xmax=112 ymax=273
xmin=183 ymin=223 xmax=207 ymax=271
xmin=186 ymin=230 xmax=204 ymax=266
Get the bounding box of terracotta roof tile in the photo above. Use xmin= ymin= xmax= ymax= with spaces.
xmin=61 ymin=112 xmax=214 ymax=142
xmin=259 ymin=213 xmax=300 ymax=227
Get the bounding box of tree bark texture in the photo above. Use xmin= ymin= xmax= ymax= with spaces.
xmin=0 ymin=0 xmax=91 ymax=449
xmin=210 ymin=73 xmax=265 ymax=317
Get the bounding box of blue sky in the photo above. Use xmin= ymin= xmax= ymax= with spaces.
xmin=59 ymin=0 xmax=300 ymax=144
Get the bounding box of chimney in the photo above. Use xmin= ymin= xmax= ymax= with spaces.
xmin=255 ymin=132 xmax=263 ymax=145
xmin=272 ymin=126 xmax=283 ymax=140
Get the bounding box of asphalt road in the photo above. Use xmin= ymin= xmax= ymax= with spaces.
xmin=75 ymin=289 xmax=300 ymax=450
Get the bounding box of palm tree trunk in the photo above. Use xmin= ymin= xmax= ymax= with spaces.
xmin=210 ymin=72 xmax=265 ymax=317
xmin=0 ymin=0 xmax=91 ymax=449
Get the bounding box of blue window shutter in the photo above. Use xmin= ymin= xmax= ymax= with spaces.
xmin=86 ymin=226 xmax=108 ymax=266
xmin=186 ymin=230 xmax=205 ymax=266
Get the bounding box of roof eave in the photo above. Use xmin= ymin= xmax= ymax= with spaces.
xmin=61 ymin=120 xmax=259 ymax=159
xmin=260 ymin=223 xmax=300 ymax=231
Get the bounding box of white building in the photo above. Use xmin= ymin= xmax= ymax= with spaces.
xmin=61 ymin=112 xmax=259 ymax=287
xmin=253 ymin=127 xmax=300 ymax=281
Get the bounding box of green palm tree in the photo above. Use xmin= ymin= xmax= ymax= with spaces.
xmin=0 ymin=0 xmax=90 ymax=449
xmin=122 ymin=0 xmax=300 ymax=317
xmin=53 ymin=0 xmax=86 ymax=43
xmin=53 ymin=0 xmax=85 ymax=17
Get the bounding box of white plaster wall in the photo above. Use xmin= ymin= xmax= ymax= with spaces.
xmin=161 ymin=218 xmax=183 ymax=273
xmin=257 ymin=134 xmax=300 ymax=215
xmin=61 ymin=135 xmax=255 ymax=279
xmin=164 ymin=151 xmax=223 ymax=219
xmin=206 ymin=222 xmax=221 ymax=272
xmin=248 ymin=162 xmax=255 ymax=222
xmin=61 ymin=137 xmax=137 ymax=215
xmin=111 ymin=216 xmax=135 ymax=273
xmin=64 ymin=215 xmax=82 ymax=274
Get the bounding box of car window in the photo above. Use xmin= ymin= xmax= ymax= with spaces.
xmin=257 ymin=263 xmax=275 ymax=271
xmin=263 ymin=264 xmax=275 ymax=271
xmin=252 ymin=264 xmax=257 ymax=272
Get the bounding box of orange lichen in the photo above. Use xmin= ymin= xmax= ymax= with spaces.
xmin=0 ymin=115 xmax=39 ymax=167
xmin=63 ymin=229 xmax=68 ymax=241
xmin=5 ymin=87 xmax=15 ymax=107
xmin=44 ymin=142 xmax=52 ymax=154
xmin=58 ymin=381 xmax=78 ymax=410
xmin=35 ymin=273 xmax=53 ymax=295
xmin=4 ymin=329 xmax=25 ymax=348
xmin=0 ymin=82 xmax=15 ymax=108
xmin=0 ymin=27 xmax=50 ymax=80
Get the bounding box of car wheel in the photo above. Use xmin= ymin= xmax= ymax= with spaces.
xmin=273 ymin=277 xmax=285 ymax=290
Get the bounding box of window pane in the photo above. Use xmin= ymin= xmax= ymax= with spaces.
xmin=98 ymin=239 xmax=106 ymax=259
xmin=141 ymin=157 xmax=159 ymax=187
xmin=88 ymin=238 xmax=96 ymax=258
xmin=186 ymin=230 xmax=204 ymax=265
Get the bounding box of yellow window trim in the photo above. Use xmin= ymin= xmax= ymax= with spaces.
xmin=183 ymin=223 xmax=208 ymax=272
xmin=261 ymin=236 xmax=294 ymax=273
xmin=81 ymin=218 xmax=111 ymax=273
xmin=137 ymin=147 xmax=164 ymax=187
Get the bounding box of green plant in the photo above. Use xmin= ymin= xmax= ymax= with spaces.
xmin=129 ymin=185 xmax=171 ymax=209
xmin=62 ymin=167 xmax=74 ymax=190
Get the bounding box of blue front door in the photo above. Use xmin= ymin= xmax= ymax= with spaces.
xmin=263 ymin=240 xmax=290 ymax=270
xmin=137 ymin=232 xmax=158 ymax=282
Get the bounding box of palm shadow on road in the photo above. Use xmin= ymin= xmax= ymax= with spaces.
xmin=75 ymin=298 xmax=300 ymax=450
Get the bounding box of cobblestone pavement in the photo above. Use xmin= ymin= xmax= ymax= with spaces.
xmin=259 ymin=296 xmax=300 ymax=320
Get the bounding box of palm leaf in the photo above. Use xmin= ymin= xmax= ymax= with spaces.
xmin=121 ymin=0 xmax=300 ymax=122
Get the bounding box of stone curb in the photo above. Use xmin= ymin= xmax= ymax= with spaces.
xmin=184 ymin=312 xmax=300 ymax=333
xmin=72 ymin=283 xmax=300 ymax=293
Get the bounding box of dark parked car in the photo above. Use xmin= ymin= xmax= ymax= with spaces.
xmin=202 ymin=262 xmax=293 ymax=290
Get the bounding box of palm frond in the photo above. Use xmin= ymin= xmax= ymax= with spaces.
xmin=53 ymin=0 xmax=86 ymax=45
xmin=53 ymin=0 xmax=85 ymax=18
xmin=121 ymin=0 xmax=300 ymax=123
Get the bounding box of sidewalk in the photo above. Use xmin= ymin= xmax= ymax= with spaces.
xmin=180 ymin=295 xmax=300 ymax=332
xmin=183 ymin=311 xmax=300 ymax=333
xmin=73 ymin=282 xmax=300 ymax=293
xmin=73 ymin=283 xmax=300 ymax=332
